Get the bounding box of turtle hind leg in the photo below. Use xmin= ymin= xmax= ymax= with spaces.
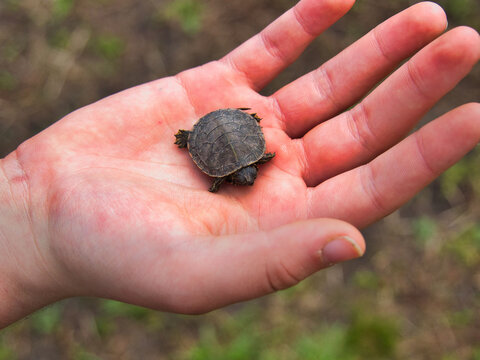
xmin=258 ymin=152 xmax=275 ymax=164
xmin=209 ymin=177 xmax=226 ymax=193
xmin=174 ymin=129 xmax=190 ymax=148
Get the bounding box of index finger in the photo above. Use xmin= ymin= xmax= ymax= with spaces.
xmin=220 ymin=0 xmax=355 ymax=91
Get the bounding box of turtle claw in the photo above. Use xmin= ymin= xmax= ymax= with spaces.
xmin=237 ymin=107 xmax=261 ymax=122
xmin=250 ymin=113 xmax=261 ymax=122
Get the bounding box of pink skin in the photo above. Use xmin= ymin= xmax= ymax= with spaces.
xmin=0 ymin=0 xmax=479 ymax=327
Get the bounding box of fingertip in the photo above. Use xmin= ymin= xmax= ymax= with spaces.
xmin=405 ymin=2 xmax=448 ymax=36
xmin=323 ymin=219 xmax=366 ymax=260
xmin=324 ymin=218 xmax=366 ymax=252
xmin=294 ymin=0 xmax=356 ymax=35
xmin=453 ymin=26 xmax=480 ymax=57
xmin=325 ymin=0 xmax=356 ymax=14
xmin=273 ymin=218 xmax=366 ymax=264
xmin=429 ymin=26 xmax=480 ymax=69
xmin=451 ymin=26 xmax=480 ymax=43
xmin=405 ymin=102 xmax=480 ymax=183
xmin=463 ymin=102 xmax=480 ymax=115
xmin=464 ymin=102 xmax=480 ymax=140
xmin=418 ymin=2 xmax=448 ymax=29
xmin=320 ymin=235 xmax=364 ymax=265
xmin=301 ymin=0 xmax=356 ymax=14
xmin=456 ymin=102 xmax=480 ymax=116
xmin=443 ymin=102 xmax=480 ymax=141
xmin=260 ymin=218 xmax=365 ymax=291
xmin=344 ymin=223 xmax=366 ymax=254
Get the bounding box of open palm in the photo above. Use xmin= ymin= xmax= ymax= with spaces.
xmin=8 ymin=0 xmax=479 ymax=315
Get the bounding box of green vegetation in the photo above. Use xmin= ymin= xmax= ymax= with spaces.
xmin=49 ymin=28 xmax=71 ymax=49
xmin=163 ymin=0 xmax=204 ymax=34
xmin=73 ymin=346 xmax=103 ymax=360
xmin=447 ymin=309 xmax=474 ymax=327
xmin=181 ymin=305 xmax=401 ymax=360
xmin=441 ymin=0 xmax=479 ymax=23
xmin=4 ymin=0 xmax=20 ymax=11
xmin=100 ymin=299 xmax=151 ymax=320
xmin=294 ymin=325 xmax=358 ymax=360
xmin=0 ymin=71 xmax=17 ymax=91
xmin=1 ymin=42 xmax=22 ymax=64
xmin=0 ymin=338 xmax=17 ymax=360
xmin=91 ymin=34 xmax=126 ymax=61
xmin=94 ymin=299 xmax=165 ymax=337
xmin=52 ymin=0 xmax=75 ymax=19
xmin=345 ymin=310 xmax=399 ymax=359
xmin=440 ymin=149 xmax=480 ymax=200
xmin=353 ymin=269 xmax=381 ymax=291
xmin=187 ymin=324 xmax=260 ymax=360
xmin=30 ymin=303 xmax=63 ymax=335
xmin=412 ymin=216 xmax=437 ymax=249
xmin=445 ymin=224 xmax=480 ymax=267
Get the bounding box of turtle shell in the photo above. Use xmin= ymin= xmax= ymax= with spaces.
xmin=188 ymin=108 xmax=266 ymax=177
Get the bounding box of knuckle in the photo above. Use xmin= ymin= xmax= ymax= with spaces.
xmin=265 ymin=259 xmax=302 ymax=292
xmin=361 ymin=164 xmax=388 ymax=213
xmin=347 ymin=103 xmax=377 ymax=154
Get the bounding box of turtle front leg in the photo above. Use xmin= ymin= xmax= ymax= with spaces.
xmin=238 ymin=107 xmax=261 ymax=122
xmin=250 ymin=113 xmax=261 ymax=122
xmin=209 ymin=177 xmax=227 ymax=193
xmin=258 ymin=152 xmax=275 ymax=164
xmin=174 ymin=129 xmax=190 ymax=148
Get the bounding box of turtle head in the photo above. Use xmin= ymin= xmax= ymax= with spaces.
xmin=230 ymin=166 xmax=257 ymax=186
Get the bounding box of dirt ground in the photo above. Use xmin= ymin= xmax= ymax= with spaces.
xmin=0 ymin=0 xmax=479 ymax=359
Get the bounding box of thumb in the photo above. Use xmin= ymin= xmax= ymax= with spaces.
xmin=167 ymin=218 xmax=365 ymax=314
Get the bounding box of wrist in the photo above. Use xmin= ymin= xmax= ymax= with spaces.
xmin=0 ymin=152 xmax=64 ymax=329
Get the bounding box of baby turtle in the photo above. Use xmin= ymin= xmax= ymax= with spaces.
xmin=175 ymin=108 xmax=275 ymax=192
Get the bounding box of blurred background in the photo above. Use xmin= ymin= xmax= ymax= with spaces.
xmin=0 ymin=0 xmax=479 ymax=359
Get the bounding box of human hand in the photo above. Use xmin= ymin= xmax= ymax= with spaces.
xmin=0 ymin=0 xmax=479 ymax=327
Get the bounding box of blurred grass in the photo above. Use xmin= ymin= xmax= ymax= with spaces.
xmin=91 ymin=34 xmax=125 ymax=61
xmin=0 ymin=338 xmax=16 ymax=360
xmin=163 ymin=0 xmax=203 ymax=35
xmin=0 ymin=71 xmax=17 ymax=91
xmin=440 ymin=0 xmax=480 ymax=27
xmin=441 ymin=149 xmax=480 ymax=201
xmin=30 ymin=304 xmax=63 ymax=335
xmin=445 ymin=224 xmax=480 ymax=267
xmin=52 ymin=0 xmax=75 ymax=20
xmin=181 ymin=301 xmax=400 ymax=360
xmin=0 ymin=0 xmax=479 ymax=359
